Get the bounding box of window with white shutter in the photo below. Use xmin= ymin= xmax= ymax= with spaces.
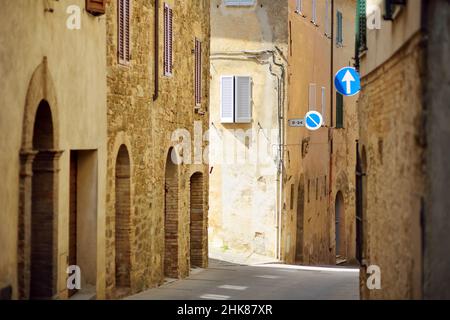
xmin=220 ymin=76 xmax=235 ymax=123
xmin=296 ymin=0 xmax=303 ymax=14
xmin=118 ymin=0 xmax=131 ymax=65
xmin=311 ymin=0 xmax=317 ymax=24
xmin=309 ymin=83 xmax=316 ymax=111
xmin=220 ymin=76 xmax=252 ymax=123
xmin=223 ymin=0 xmax=255 ymax=6
xmin=195 ymin=38 xmax=202 ymax=106
xmin=164 ymin=3 xmax=173 ymax=76
xmin=234 ymin=76 xmax=252 ymax=123
xmin=325 ymin=0 xmax=330 ymax=37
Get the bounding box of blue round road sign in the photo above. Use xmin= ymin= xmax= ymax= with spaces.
xmin=305 ymin=111 xmax=323 ymax=131
xmin=334 ymin=67 xmax=361 ymax=96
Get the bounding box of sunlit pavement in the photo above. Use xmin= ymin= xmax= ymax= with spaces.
xmin=126 ymin=258 xmax=360 ymax=300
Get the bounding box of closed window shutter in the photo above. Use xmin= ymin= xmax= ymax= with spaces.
xmin=195 ymin=39 xmax=202 ymax=106
xmin=164 ymin=3 xmax=173 ymax=76
xmin=312 ymin=0 xmax=317 ymax=23
xmin=337 ymin=11 xmax=343 ymax=45
xmin=124 ymin=0 xmax=130 ymax=62
xmin=309 ymin=83 xmax=316 ymax=111
xmin=321 ymin=87 xmax=326 ymax=124
xmin=220 ymin=76 xmax=235 ymax=123
xmin=296 ymin=0 xmax=302 ymax=13
xmin=118 ymin=0 xmax=130 ymax=65
xmin=234 ymin=76 xmax=252 ymax=123
xmin=336 ymin=92 xmax=344 ymax=128
xmin=86 ymin=0 xmax=106 ymax=15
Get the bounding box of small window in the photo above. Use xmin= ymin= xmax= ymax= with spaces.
xmin=164 ymin=3 xmax=173 ymax=76
xmin=336 ymin=11 xmax=343 ymax=46
xmin=194 ymin=38 xmax=202 ymax=107
xmin=220 ymin=76 xmax=252 ymax=124
xmin=296 ymin=0 xmax=303 ymax=15
xmin=321 ymin=87 xmax=326 ymax=124
xmin=325 ymin=0 xmax=330 ymax=36
xmin=311 ymin=0 xmax=317 ymax=25
xmin=309 ymin=83 xmax=316 ymax=111
xmin=223 ymin=0 xmax=255 ymax=6
xmin=118 ymin=0 xmax=131 ymax=65
xmin=336 ymin=92 xmax=344 ymax=128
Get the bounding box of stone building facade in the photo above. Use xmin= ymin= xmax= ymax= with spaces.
xmin=0 ymin=0 xmax=107 ymax=299
xmin=105 ymin=0 xmax=210 ymax=298
xmin=356 ymin=0 xmax=450 ymax=299
xmin=283 ymin=0 xmax=357 ymax=266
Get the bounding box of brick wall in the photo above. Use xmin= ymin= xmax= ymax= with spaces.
xmin=115 ymin=146 xmax=131 ymax=289
xmin=189 ymin=172 xmax=206 ymax=268
xmin=358 ymin=32 xmax=425 ymax=299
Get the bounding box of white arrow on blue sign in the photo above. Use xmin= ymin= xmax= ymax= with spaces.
xmin=334 ymin=67 xmax=361 ymax=96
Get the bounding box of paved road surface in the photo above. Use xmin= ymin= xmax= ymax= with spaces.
xmin=127 ymin=259 xmax=360 ymax=300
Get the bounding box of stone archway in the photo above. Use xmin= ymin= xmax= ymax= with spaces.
xmin=115 ymin=145 xmax=131 ymax=291
xmin=164 ymin=148 xmax=179 ymax=278
xmin=189 ymin=172 xmax=206 ymax=268
xmin=18 ymin=58 xmax=61 ymax=300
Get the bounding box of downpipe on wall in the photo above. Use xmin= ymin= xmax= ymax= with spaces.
xmin=210 ymin=49 xmax=287 ymax=260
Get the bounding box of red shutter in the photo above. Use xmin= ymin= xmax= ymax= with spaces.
xmin=124 ymin=0 xmax=130 ymax=62
xmin=86 ymin=0 xmax=106 ymax=16
xmin=118 ymin=0 xmax=130 ymax=65
xmin=164 ymin=3 xmax=169 ymax=75
xmin=118 ymin=0 xmax=124 ymax=63
xmin=168 ymin=7 xmax=173 ymax=75
xmin=195 ymin=39 xmax=202 ymax=106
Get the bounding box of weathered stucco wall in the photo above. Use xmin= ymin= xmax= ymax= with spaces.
xmin=105 ymin=0 xmax=210 ymax=298
xmin=0 ymin=0 xmax=107 ymax=299
xmin=209 ymin=0 xmax=288 ymax=258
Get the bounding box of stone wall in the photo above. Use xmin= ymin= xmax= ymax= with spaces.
xmin=105 ymin=0 xmax=210 ymax=298
xmin=358 ymin=32 xmax=425 ymax=299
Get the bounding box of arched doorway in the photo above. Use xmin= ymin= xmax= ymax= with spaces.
xmin=190 ymin=172 xmax=205 ymax=268
xmin=29 ymin=101 xmax=56 ymax=299
xmin=164 ymin=148 xmax=179 ymax=277
xmin=115 ymin=145 xmax=131 ymax=290
xmin=335 ymin=191 xmax=346 ymax=259
xmin=295 ymin=175 xmax=305 ymax=263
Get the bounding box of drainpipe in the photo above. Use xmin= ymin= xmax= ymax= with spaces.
xmin=210 ymin=49 xmax=286 ymax=260
xmin=328 ymin=0 xmax=335 ymax=262
xmin=153 ymin=0 xmax=159 ymax=101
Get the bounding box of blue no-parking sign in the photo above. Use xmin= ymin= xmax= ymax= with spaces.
xmin=334 ymin=67 xmax=361 ymax=96
xmin=305 ymin=111 xmax=323 ymax=131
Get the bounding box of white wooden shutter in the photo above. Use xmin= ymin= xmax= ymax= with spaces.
xmin=220 ymin=76 xmax=234 ymax=123
xmin=312 ymin=0 xmax=317 ymax=23
xmin=309 ymin=83 xmax=316 ymax=111
xmin=235 ymin=76 xmax=252 ymax=123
